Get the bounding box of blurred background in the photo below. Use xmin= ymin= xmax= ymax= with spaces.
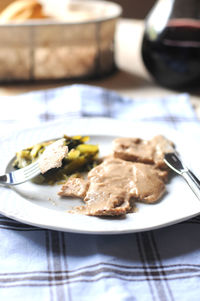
xmin=0 ymin=0 xmax=156 ymax=19
xmin=111 ymin=0 xmax=156 ymax=19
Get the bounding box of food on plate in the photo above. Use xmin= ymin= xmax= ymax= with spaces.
xmin=0 ymin=0 xmax=48 ymax=23
xmin=59 ymin=135 xmax=174 ymax=216
xmin=59 ymin=157 xmax=168 ymax=216
xmin=38 ymin=138 xmax=68 ymax=174
xmin=13 ymin=134 xmax=174 ymax=216
xmin=112 ymin=135 xmax=174 ymax=169
xmin=59 ymin=177 xmax=89 ymax=199
xmin=13 ymin=135 xmax=99 ymax=184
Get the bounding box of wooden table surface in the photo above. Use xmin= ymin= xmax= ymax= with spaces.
xmin=0 ymin=19 xmax=200 ymax=118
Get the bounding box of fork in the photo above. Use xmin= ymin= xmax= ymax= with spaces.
xmin=0 ymin=161 xmax=40 ymax=186
xmin=0 ymin=138 xmax=68 ymax=186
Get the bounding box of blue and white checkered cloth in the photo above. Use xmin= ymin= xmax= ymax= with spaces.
xmin=0 ymin=84 xmax=200 ymax=301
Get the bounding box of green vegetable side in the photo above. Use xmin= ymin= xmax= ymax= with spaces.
xmin=13 ymin=135 xmax=99 ymax=185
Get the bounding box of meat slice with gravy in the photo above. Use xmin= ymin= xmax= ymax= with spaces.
xmin=58 ymin=135 xmax=174 ymax=217
xmin=58 ymin=178 xmax=89 ymax=198
xmin=112 ymin=135 xmax=174 ymax=169
xmin=59 ymin=158 xmax=167 ymax=216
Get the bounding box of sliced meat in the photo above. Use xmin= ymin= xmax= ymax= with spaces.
xmin=39 ymin=138 xmax=68 ymax=174
xmin=58 ymin=177 xmax=89 ymax=198
xmin=113 ymin=137 xmax=155 ymax=164
xmin=74 ymin=183 xmax=134 ymax=216
xmin=150 ymin=135 xmax=175 ymax=169
xmin=59 ymin=157 xmax=166 ymax=216
xmin=131 ymin=163 xmax=166 ymax=203
xmin=112 ymin=135 xmax=174 ymax=169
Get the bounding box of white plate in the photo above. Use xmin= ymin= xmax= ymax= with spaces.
xmin=1 ymin=118 xmax=200 ymax=234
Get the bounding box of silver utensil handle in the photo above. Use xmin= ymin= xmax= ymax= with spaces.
xmin=182 ymin=170 xmax=200 ymax=200
xmin=0 ymin=174 xmax=10 ymax=186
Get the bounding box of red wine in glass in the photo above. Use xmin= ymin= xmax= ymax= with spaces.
xmin=142 ymin=18 xmax=200 ymax=89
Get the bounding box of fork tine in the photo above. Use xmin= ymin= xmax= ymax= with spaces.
xmin=23 ymin=162 xmax=40 ymax=177
xmin=22 ymin=161 xmax=39 ymax=172
xmin=21 ymin=162 xmax=40 ymax=181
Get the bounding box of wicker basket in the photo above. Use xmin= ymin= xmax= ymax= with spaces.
xmin=0 ymin=0 xmax=122 ymax=82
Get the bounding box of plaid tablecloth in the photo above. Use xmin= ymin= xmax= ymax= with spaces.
xmin=0 ymin=84 xmax=200 ymax=301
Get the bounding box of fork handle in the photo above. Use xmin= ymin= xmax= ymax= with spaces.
xmin=182 ymin=170 xmax=200 ymax=201
xmin=0 ymin=174 xmax=10 ymax=186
